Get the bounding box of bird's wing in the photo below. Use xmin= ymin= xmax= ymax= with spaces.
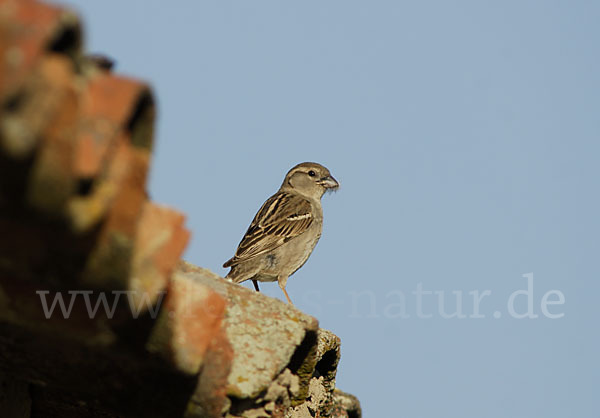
xmin=223 ymin=192 xmax=314 ymax=267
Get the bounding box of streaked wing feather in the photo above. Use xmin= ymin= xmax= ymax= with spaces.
xmin=225 ymin=192 xmax=313 ymax=266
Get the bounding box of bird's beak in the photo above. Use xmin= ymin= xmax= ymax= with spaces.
xmin=319 ymin=175 xmax=339 ymax=189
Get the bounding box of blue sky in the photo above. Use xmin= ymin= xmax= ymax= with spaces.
xmin=64 ymin=1 xmax=599 ymax=416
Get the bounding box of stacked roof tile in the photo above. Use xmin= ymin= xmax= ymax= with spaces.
xmin=0 ymin=0 xmax=361 ymax=417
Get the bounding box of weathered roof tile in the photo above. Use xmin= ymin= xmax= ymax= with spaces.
xmin=0 ymin=1 xmax=360 ymax=417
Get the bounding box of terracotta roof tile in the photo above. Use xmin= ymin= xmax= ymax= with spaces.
xmin=0 ymin=1 xmax=361 ymax=417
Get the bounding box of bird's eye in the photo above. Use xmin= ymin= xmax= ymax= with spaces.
xmin=308 ymin=170 xmax=316 ymax=177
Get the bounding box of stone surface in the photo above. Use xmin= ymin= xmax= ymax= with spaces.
xmin=74 ymin=72 xmax=154 ymax=179
xmin=177 ymin=262 xmax=320 ymax=399
xmin=186 ymin=322 xmax=234 ymax=418
xmin=68 ymin=73 xmax=155 ymax=233
xmin=20 ymin=55 xmax=79 ymax=215
xmin=80 ymin=143 xmax=149 ymax=288
xmin=130 ymin=202 xmax=190 ymax=312
xmin=284 ymin=329 xmax=354 ymax=418
xmin=0 ymin=0 xmax=80 ymax=111
xmin=331 ymin=390 xmax=362 ymax=418
xmin=147 ymin=271 xmax=226 ymax=374
xmin=0 ymin=0 xmax=186 ymax=308
xmin=176 ymin=263 xmax=360 ymax=418
xmin=0 ymin=1 xmax=361 ymax=416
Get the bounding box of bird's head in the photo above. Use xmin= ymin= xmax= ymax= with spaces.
xmin=281 ymin=162 xmax=339 ymax=199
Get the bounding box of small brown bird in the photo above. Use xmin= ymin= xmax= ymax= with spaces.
xmin=223 ymin=162 xmax=339 ymax=304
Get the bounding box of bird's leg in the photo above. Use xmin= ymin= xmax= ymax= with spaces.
xmin=281 ymin=287 xmax=293 ymax=305
xmin=252 ymin=280 xmax=260 ymax=292
xmin=278 ymin=276 xmax=293 ymax=305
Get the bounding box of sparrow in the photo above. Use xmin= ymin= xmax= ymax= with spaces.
xmin=223 ymin=162 xmax=339 ymax=304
